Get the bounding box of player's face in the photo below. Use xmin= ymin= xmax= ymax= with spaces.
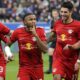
xmin=60 ymin=7 xmax=72 ymax=21
xmin=24 ymin=14 xmax=36 ymax=28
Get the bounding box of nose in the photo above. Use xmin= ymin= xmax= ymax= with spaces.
xmin=32 ymin=20 xmax=36 ymax=25
xmin=32 ymin=19 xmax=36 ymax=23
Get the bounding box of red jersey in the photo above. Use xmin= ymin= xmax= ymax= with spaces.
xmin=0 ymin=23 xmax=10 ymax=64
xmin=0 ymin=23 xmax=10 ymax=35
xmin=53 ymin=19 xmax=80 ymax=65
xmin=0 ymin=34 xmax=8 ymax=43
xmin=10 ymin=27 xmax=46 ymax=67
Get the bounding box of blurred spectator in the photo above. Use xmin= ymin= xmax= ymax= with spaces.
xmin=45 ymin=9 xmax=59 ymax=74
xmin=0 ymin=0 xmax=80 ymax=22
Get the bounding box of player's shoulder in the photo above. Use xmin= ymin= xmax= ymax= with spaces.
xmin=73 ymin=19 xmax=80 ymax=25
xmin=36 ymin=27 xmax=44 ymax=31
xmin=36 ymin=27 xmax=45 ymax=34
xmin=14 ymin=27 xmax=25 ymax=33
xmin=0 ymin=22 xmax=3 ymax=25
xmin=72 ymin=20 xmax=80 ymax=29
xmin=0 ymin=22 xmax=6 ymax=28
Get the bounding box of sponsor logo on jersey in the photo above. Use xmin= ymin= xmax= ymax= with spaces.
xmin=26 ymin=43 xmax=32 ymax=50
xmin=61 ymin=34 xmax=66 ymax=41
xmin=68 ymin=29 xmax=73 ymax=34
xmin=26 ymin=43 xmax=37 ymax=50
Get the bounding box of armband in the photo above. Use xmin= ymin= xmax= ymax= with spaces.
xmin=4 ymin=46 xmax=12 ymax=57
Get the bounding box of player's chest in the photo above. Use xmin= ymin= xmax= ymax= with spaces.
xmin=56 ymin=24 xmax=78 ymax=37
xmin=17 ymin=33 xmax=37 ymax=45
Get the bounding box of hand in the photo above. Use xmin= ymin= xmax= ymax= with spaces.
xmin=63 ymin=44 xmax=70 ymax=50
xmin=29 ymin=26 xmax=38 ymax=37
xmin=5 ymin=54 xmax=14 ymax=63
xmin=8 ymin=55 xmax=14 ymax=61
xmin=5 ymin=56 xmax=10 ymax=63
xmin=63 ymin=44 xmax=73 ymax=50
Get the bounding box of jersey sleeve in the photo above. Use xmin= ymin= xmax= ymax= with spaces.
xmin=38 ymin=28 xmax=47 ymax=41
xmin=10 ymin=30 xmax=17 ymax=43
xmin=0 ymin=22 xmax=10 ymax=34
xmin=0 ymin=34 xmax=9 ymax=43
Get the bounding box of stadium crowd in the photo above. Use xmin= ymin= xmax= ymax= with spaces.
xmin=0 ymin=0 xmax=80 ymax=22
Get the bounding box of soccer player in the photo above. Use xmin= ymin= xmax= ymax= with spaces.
xmin=64 ymin=41 xmax=80 ymax=80
xmin=51 ymin=1 xmax=80 ymax=80
xmin=0 ymin=23 xmax=10 ymax=80
xmin=9 ymin=13 xmax=48 ymax=80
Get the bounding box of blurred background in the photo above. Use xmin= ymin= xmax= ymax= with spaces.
xmin=0 ymin=0 xmax=80 ymax=22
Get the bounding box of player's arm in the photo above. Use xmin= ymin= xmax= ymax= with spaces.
xmin=5 ymin=30 xmax=17 ymax=61
xmin=35 ymin=36 xmax=48 ymax=53
xmin=63 ymin=41 xmax=80 ymax=50
xmin=30 ymin=26 xmax=48 ymax=53
xmin=34 ymin=33 xmax=48 ymax=53
xmin=0 ymin=34 xmax=13 ymax=62
xmin=4 ymin=30 xmax=14 ymax=58
xmin=0 ymin=22 xmax=10 ymax=35
xmin=68 ymin=41 xmax=80 ymax=50
xmin=47 ymin=31 xmax=56 ymax=43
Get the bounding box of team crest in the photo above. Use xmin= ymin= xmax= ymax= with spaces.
xmin=32 ymin=37 xmax=36 ymax=41
xmin=68 ymin=29 xmax=73 ymax=34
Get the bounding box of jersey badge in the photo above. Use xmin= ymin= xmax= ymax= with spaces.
xmin=68 ymin=29 xmax=73 ymax=34
xmin=32 ymin=37 xmax=36 ymax=41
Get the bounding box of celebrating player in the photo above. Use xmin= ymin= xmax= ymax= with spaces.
xmin=9 ymin=13 xmax=48 ymax=80
xmin=51 ymin=1 xmax=80 ymax=80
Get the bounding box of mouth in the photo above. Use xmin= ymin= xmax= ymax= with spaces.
xmin=61 ymin=16 xmax=67 ymax=20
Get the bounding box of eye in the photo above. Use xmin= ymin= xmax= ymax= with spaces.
xmin=28 ymin=18 xmax=36 ymax=21
xmin=60 ymin=11 xmax=68 ymax=13
xmin=64 ymin=11 xmax=68 ymax=13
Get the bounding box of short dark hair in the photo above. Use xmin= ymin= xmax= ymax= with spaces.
xmin=23 ymin=13 xmax=34 ymax=20
xmin=61 ymin=1 xmax=74 ymax=11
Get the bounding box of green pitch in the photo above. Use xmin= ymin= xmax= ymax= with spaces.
xmin=6 ymin=53 xmax=80 ymax=80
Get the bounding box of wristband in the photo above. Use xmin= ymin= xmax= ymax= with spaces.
xmin=5 ymin=46 xmax=12 ymax=57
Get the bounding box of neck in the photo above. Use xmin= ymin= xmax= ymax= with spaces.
xmin=62 ymin=18 xmax=73 ymax=24
xmin=25 ymin=27 xmax=31 ymax=33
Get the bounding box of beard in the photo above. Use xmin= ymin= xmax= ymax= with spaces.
xmin=25 ymin=23 xmax=36 ymax=32
xmin=61 ymin=16 xmax=69 ymax=24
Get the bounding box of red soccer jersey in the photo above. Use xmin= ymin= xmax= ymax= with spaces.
xmin=10 ymin=27 xmax=46 ymax=67
xmin=53 ymin=19 xmax=80 ymax=64
xmin=0 ymin=22 xmax=10 ymax=35
xmin=0 ymin=23 xmax=10 ymax=64
xmin=0 ymin=34 xmax=9 ymax=43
